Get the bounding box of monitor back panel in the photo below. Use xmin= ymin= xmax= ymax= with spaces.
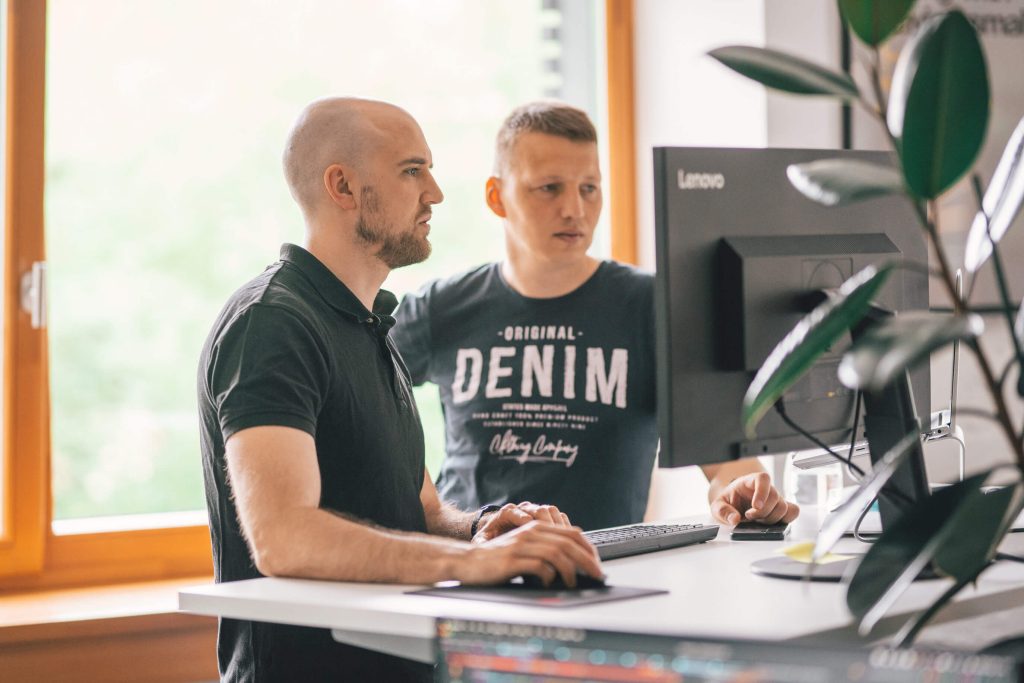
xmin=653 ymin=147 xmax=929 ymax=466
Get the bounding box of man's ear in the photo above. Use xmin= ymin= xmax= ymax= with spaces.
xmin=324 ymin=164 xmax=357 ymax=210
xmin=485 ymin=176 xmax=506 ymax=218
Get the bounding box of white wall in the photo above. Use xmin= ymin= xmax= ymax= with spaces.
xmin=633 ymin=0 xmax=766 ymax=273
xmin=635 ymin=1 xmax=843 ymax=519
xmin=634 ymin=0 xmax=843 ymax=270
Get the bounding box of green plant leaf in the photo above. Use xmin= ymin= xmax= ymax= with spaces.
xmin=787 ymin=158 xmax=904 ymax=207
xmin=708 ymin=46 xmax=859 ymax=99
xmin=891 ymin=483 xmax=1020 ymax=646
xmin=838 ymin=0 xmax=916 ymax=47
xmin=887 ymin=10 xmax=989 ymax=199
xmin=964 ymin=116 xmax=1024 ymax=273
xmin=837 ymin=312 xmax=984 ymax=392
xmin=932 ymin=484 xmax=1020 ymax=579
xmin=847 ymin=472 xmax=990 ymax=633
xmin=811 ymin=430 xmax=919 ymax=564
xmin=742 ymin=264 xmax=893 ymax=436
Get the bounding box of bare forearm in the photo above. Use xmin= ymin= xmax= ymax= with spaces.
xmin=249 ymin=507 xmax=468 ymax=583
xmin=424 ymin=501 xmax=475 ymax=539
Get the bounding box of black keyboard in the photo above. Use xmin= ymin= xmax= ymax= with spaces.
xmin=583 ymin=522 xmax=720 ymax=560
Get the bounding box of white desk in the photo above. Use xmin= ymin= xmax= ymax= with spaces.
xmin=179 ymin=522 xmax=1024 ymax=664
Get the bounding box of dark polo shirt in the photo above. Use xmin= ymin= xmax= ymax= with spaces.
xmin=198 ymin=243 xmax=431 ymax=682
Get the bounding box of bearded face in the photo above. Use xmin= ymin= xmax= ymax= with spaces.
xmin=355 ymin=185 xmax=432 ymax=269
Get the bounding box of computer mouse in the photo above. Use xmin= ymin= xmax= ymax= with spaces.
xmin=517 ymin=571 xmax=607 ymax=590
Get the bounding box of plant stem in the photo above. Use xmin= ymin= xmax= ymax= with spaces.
xmin=927 ymin=200 xmax=1024 ymax=467
xmin=864 ymin=50 xmax=1024 ymax=468
xmin=867 ymin=47 xmax=888 ymax=121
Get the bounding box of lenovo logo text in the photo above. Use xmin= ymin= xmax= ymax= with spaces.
xmin=677 ymin=169 xmax=725 ymax=190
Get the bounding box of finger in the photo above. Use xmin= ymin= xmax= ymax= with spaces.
xmin=751 ymin=489 xmax=797 ymax=525
xmin=501 ymin=507 xmax=533 ymax=527
xmin=527 ymin=541 xmax=577 ymax=587
xmin=781 ymin=500 xmax=800 ymax=523
xmin=516 ymin=558 xmax=557 ymax=585
xmin=548 ymin=527 xmax=604 ymax=579
xmin=745 ymin=487 xmax=780 ymax=520
xmin=461 ymin=545 xmax=551 ymax=585
xmin=748 ymin=472 xmax=772 ymax=511
xmin=475 ymin=507 xmax=530 ymax=540
xmin=711 ymin=498 xmax=742 ymax=526
xmin=748 ymin=499 xmax=788 ymax=525
xmin=533 ymin=505 xmax=562 ymax=525
xmin=544 ymin=506 xmax=568 ymax=526
xmin=514 ymin=502 xmax=540 ymax=519
xmin=539 ymin=506 xmax=570 ymax=527
xmin=551 ymin=523 xmax=602 ymax=558
xmin=519 ymin=524 xmax=604 ymax=580
xmin=567 ymin=525 xmax=601 ymax=562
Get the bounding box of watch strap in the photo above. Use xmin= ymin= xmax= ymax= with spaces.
xmin=470 ymin=504 xmax=502 ymax=538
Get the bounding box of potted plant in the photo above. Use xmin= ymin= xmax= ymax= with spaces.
xmin=708 ymin=0 xmax=1024 ymax=645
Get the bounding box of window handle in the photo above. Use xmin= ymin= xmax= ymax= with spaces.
xmin=20 ymin=261 xmax=47 ymax=329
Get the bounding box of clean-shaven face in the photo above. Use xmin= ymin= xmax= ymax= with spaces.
xmin=498 ymin=132 xmax=602 ymax=265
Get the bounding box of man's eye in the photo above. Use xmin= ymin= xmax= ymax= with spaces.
xmin=405 ymin=167 xmax=420 ymax=176
xmin=540 ymin=184 xmax=559 ymax=193
xmin=582 ymin=184 xmax=598 ymax=194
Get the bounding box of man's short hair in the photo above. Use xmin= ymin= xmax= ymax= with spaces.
xmin=494 ymin=101 xmax=597 ymax=175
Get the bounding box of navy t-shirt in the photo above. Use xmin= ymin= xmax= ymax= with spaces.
xmin=198 ymin=244 xmax=431 ymax=682
xmin=393 ymin=261 xmax=657 ymax=530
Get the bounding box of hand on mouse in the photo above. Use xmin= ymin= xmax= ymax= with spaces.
xmin=519 ymin=570 xmax=606 ymax=590
xmin=455 ymin=520 xmax=602 ymax=588
xmin=710 ymin=472 xmax=800 ymax=526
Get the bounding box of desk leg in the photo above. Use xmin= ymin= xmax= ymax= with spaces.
xmin=330 ymin=628 xmax=434 ymax=664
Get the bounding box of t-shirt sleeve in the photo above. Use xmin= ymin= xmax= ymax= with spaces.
xmin=208 ymin=304 xmax=329 ymax=440
xmin=391 ymin=286 xmax=433 ymax=385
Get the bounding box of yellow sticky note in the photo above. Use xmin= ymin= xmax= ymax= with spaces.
xmin=781 ymin=541 xmax=853 ymax=565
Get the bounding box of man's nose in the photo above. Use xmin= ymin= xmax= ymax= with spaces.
xmin=561 ymin=188 xmax=585 ymax=219
xmin=424 ymin=173 xmax=444 ymax=205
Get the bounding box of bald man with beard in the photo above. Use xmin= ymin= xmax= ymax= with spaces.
xmin=197 ymin=98 xmax=602 ymax=682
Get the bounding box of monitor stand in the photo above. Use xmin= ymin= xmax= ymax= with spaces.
xmin=749 ymin=554 xmax=940 ymax=582
xmin=748 ymin=313 xmax=935 ymax=583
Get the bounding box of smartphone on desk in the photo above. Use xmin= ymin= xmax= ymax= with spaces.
xmin=730 ymin=521 xmax=790 ymax=541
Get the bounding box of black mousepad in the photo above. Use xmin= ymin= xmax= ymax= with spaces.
xmin=406 ymin=583 xmax=667 ymax=607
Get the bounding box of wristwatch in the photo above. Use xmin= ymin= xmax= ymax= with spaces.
xmin=470 ymin=504 xmax=502 ymax=538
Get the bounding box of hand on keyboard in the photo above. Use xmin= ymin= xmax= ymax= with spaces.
xmin=473 ymin=502 xmax=572 ymax=542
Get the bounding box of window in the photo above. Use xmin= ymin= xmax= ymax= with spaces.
xmin=2 ymin=0 xmax=634 ymax=588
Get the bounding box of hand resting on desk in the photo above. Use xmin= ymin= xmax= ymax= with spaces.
xmin=710 ymin=472 xmax=799 ymax=527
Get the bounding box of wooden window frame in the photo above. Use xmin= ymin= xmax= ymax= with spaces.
xmin=606 ymin=0 xmax=638 ymax=266
xmin=1 ymin=0 xmax=637 ymax=591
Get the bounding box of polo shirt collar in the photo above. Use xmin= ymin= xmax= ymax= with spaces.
xmin=279 ymin=243 xmax=398 ymax=333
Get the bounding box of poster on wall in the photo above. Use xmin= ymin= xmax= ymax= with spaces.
xmin=850 ymin=0 xmax=1024 ymax=308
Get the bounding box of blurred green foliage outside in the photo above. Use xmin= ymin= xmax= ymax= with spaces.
xmin=45 ymin=0 xmax=563 ymax=519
